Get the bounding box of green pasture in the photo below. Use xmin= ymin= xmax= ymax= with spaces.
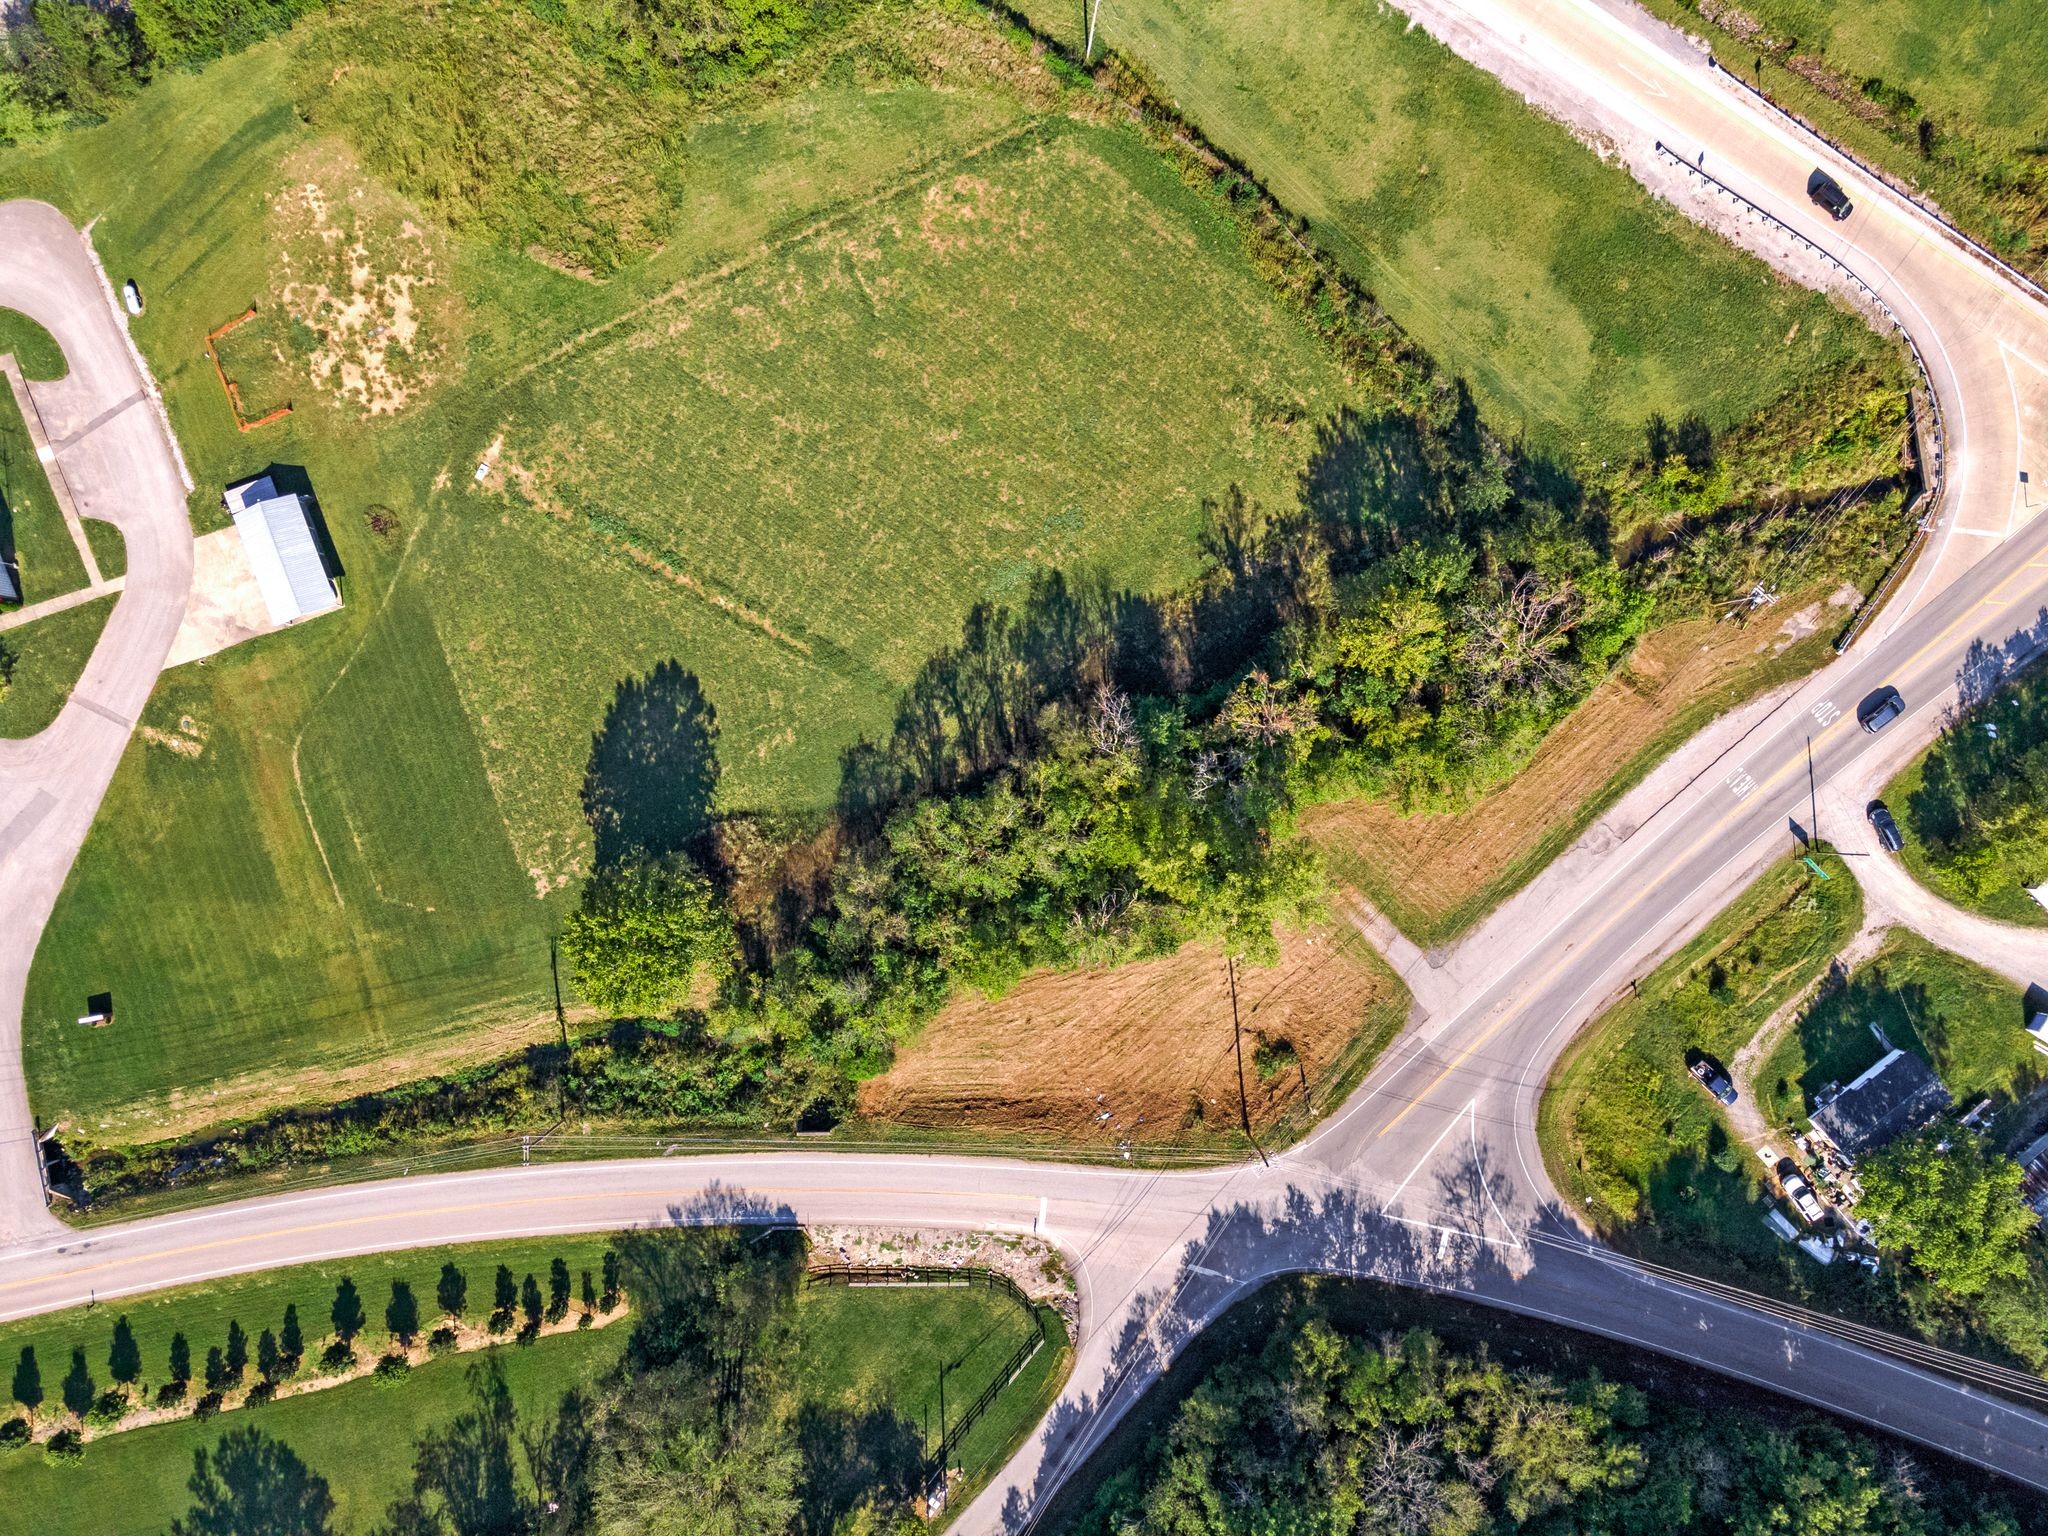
xmin=464 ymin=120 xmax=1351 ymax=874
xmin=0 ymin=596 xmax=113 ymax=739
xmin=1540 ymin=854 xmax=1862 ymax=1261
xmin=1754 ymin=928 xmax=2038 ymax=1133
xmin=0 ymin=1233 xmax=1063 ymax=1536
xmin=1009 ymin=0 xmax=1891 ymax=460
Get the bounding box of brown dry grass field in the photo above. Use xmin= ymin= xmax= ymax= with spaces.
xmin=856 ymin=921 xmax=1409 ymax=1150
xmin=1306 ymin=591 xmax=1852 ymax=945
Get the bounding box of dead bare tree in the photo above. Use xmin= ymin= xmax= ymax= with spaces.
xmin=1088 ymin=681 xmax=1137 ymax=758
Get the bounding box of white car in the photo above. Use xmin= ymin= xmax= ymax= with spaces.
xmin=122 ymin=280 xmax=143 ymax=316
xmin=1782 ymin=1169 xmax=1826 ymax=1224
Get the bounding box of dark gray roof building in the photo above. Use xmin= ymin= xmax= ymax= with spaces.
xmin=1810 ymin=1048 xmax=1951 ymax=1161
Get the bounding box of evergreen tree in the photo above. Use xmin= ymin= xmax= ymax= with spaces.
xmin=436 ymin=1262 xmax=467 ymax=1321
xmin=204 ymin=1346 xmax=228 ymax=1395
xmin=547 ymin=1258 xmax=571 ymax=1323
xmin=386 ymin=1281 xmax=421 ymax=1348
xmin=330 ymin=1278 xmax=366 ymax=1343
xmin=225 ymin=1320 xmax=248 ymax=1382
xmin=108 ymin=1315 xmax=142 ymax=1387
xmin=601 ymin=1250 xmax=621 ymax=1311
xmin=257 ymin=1329 xmax=281 ymax=1384
xmin=10 ymin=1346 xmax=41 ymax=1416
xmin=492 ymin=1264 xmax=517 ymax=1321
xmin=279 ymin=1306 xmax=303 ymax=1368
xmin=62 ymin=1347 xmax=95 ymax=1417
xmin=168 ymin=1332 xmax=192 ymax=1386
xmin=520 ymin=1274 xmax=543 ymax=1337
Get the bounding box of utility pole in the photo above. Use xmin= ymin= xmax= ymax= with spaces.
xmin=1084 ymin=0 xmax=1105 ymax=62
xmin=1807 ymin=736 xmax=1819 ymax=849
xmin=937 ymin=1359 xmax=949 ymax=1469
xmin=1226 ymin=957 xmax=1269 ymax=1166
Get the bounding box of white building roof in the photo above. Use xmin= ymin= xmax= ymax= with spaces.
xmin=225 ymin=476 xmax=339 ymax=626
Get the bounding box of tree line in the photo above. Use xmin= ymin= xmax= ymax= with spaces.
xmin=154 ymin=1226 xmax=964 ymax=1535
xmin=0 ymin=0 xmax=838 ymax=144
xmin=1078 ymin=1296 xmax=2040 ymax=1536
xmin=2 ymin=1250 xmax=623 ymax=1460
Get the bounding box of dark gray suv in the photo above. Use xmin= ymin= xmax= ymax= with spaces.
xmin=1809 ymin=170 xmax=1854 ymax=220
xmin=1867 ymin=799 xmax=1904 ymax=853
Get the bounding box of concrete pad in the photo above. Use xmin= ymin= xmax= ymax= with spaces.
xmin=165 ymin=526 xmax=283 ymax=666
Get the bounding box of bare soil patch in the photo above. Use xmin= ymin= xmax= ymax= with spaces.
xmin=857 ymin=923 xmax=1405 ymax=1147
xmin=1305 ymin=595 xmax=1846 ymax=941
xmin=267 ymin=139 xmax=454 ymax=414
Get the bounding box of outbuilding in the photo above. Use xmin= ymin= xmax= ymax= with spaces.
xmin=223 ymin=475 xmax=340 ymax=628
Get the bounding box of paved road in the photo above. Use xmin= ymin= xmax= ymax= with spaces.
xmin=9 ymin=0 xmax=2048 ymax=1527
xmin=0 ymin=201 xmax=193 ymax=1246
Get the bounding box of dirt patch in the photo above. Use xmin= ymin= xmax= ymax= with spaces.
xmin=856 ymin=924 xmax=1403 ymax=1148
xmin=1305 ymin=598 xmax=1841 ymax=938
xmin=807 ymin=1227 xmax=1076 ymax=1329
xmin=268 ymin=140 xmax=454 ymax=415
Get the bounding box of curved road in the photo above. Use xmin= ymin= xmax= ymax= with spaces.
xmin=0 ymin=201 xmax=193 ymax=1244
xmin=8 ymin=1 xmax=2048 ymax=1529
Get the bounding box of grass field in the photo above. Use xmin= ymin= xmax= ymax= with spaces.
xmin=2 ymin=0 xmax=1904 ymax=1148
xmin=1307 ymin=592 xmax=1848 ymax=942
xmin=0 ymin=1235 xmax=1064 ymax=1534
xmin=0 ymin=596 xmax=113 ymax=739
xmin=1754 ymin=928 xmax=2038 ymax=1133
xmin=1635 ymin=0 xmax=2048 ymax=277
xmin=1 ymin=368 xmax=90 ymax=606
xmin=1541 ymin=854 xmax=1861 ymax=1260
xmin=1007 ymin=0 xmax=1892 ymax=461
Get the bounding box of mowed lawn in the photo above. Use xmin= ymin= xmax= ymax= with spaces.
xmin=0 ymin=1235 xmax=1064 ymax=1536
xmin=0 ymin=595 xmax=114 ymax=740
xmin=1008 ymin=0 xmax=1888 ymax=459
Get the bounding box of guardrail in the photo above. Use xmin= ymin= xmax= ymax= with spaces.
xmin=1650 ymin=142 xmax=1943 ymax=653
xmin=1703 ymin=57 xmax=2048 ymax=311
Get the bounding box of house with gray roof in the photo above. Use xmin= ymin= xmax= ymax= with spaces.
xmin=1809 ymin=1048 xmax=1952 ymax=1163
xmin=224 ymin=475 xmax=340 ymax=627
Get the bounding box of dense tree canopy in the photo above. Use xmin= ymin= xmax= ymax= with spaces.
xmin=1858 ymin=1128 xmax=2041 ymax=1299
xmin=562 ymin=854 xmax=733 ymax=1018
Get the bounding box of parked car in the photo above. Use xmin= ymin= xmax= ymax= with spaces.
xmin=1866 ymin=799 xmax=1904 ymax=853
xmin=1808 ymin=170 xmax=1854 ymax=221
xmin=122 ymin=280 xmax=143 ymax=316
xmin=1689 ymin=1057 xmax=1738 ymax=1105
xmin=1779 ymin=1161 xmax=1827 ymax=1224
xmin=1858 ymin=686 xmax=1905 ymax=733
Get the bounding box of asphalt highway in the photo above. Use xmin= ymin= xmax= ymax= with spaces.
xmin=8 ymin=0 xmax=2048 ymax=1528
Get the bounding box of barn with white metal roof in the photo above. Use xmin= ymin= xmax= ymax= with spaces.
xmin=223 ymin=475 xmax=340 ymax=627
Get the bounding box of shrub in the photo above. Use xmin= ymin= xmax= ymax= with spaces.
xmin=0 ymin=1416 xmax=30 ymax=1449
xmin=373 ymin=1354 xmax=411 ymax=1384
xmin=42 ymin=1427 xmax=82 ymax=1464
xmin=243 ymin=1380 xmax=276 ymax=1407
xmin=427 ymin=1326 xmax=459 ymax=1356
xmin=155 ymin=1378 xmax=189 ymax=1408
xmin=192 ymin=1392 xmax=223 ymax=1421
xmin=319 ymin=1340 xmax=355 ymax=1373
xmin=84 ymin=1389 xmax=128 ymax=1428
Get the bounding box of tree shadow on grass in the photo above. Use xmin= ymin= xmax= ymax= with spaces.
xmin=582 ymin=660 xmax=720 ymax=871
xmin=795 ymin=1403 xmax=926 ymax=1536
